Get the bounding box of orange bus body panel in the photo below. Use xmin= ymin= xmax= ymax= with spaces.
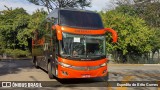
xmin=32 ymin=38 xmax=45 ymax=46
xmin=105 ymin=28 xmax=118 ymax=42
xmin=61 ymin=26 xmax=106 ymax=35
xmin=53 ymin=25 xmax=106 ymax=41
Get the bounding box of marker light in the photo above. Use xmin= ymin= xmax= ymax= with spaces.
xmin=59 ymin=62 xmax=71 ymax=68
xmin=100 ymin=63 xmax=106 ymax=67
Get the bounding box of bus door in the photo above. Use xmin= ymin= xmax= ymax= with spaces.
xmin=41 ymin=22 xmax=55 ymax=70
xmin=42 ymin=35 xmax=50 ymax=70
xmin=50 ymin=26 xmax=59 ymax=76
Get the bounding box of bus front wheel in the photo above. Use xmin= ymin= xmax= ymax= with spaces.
xmin=48 ymin=62 xmax=54 ymax=79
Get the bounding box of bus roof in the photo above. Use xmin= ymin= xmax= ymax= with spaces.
xmin=46 ymin=8 xmax=97 ymax=20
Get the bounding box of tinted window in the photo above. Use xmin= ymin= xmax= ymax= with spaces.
xmin=59 ymin=10 xmax=104 ymax=29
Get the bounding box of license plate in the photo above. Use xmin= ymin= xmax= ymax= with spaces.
xmin=82 ymin=74 xmax=91 ymax=78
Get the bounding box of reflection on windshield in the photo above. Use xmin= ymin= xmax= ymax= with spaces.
xmin=60 ymin=10 xmax=104 ymax=29
xmin=61 ymin=33 xmax=105 ymax=58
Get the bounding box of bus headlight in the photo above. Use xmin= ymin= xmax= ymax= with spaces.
xmin=100 ymin=63 xmax=106 ymax=67
xmin=59 ymin=62 xmax=71 ymax=68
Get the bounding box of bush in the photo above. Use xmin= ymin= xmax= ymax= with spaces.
xmin=4 ymin=49 xmax=30 ymax=58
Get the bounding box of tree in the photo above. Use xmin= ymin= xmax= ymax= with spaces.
xmin=0 ymin=8 xmax=29 ymax=50
xmin=0 ymin=8 xmax=32 ymax=57
xmin=0 ymin=7 xmax=47 ymax=57
xmin=100 ymin=10 xmax=155 ymax=63
xmin=27 ymin=0 xmax=91 ymax=13
xmin=112 ymin=0 xmax=160 ymax=62
xmin=27 ymin=9 xmax=48 ymax=51
xmin=28 ymin=9 xmax=47 ymax=32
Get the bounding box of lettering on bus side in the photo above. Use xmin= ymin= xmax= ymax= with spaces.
xmin=75 ymin=29 xmax=91 ymax=33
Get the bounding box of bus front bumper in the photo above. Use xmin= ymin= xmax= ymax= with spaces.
xmin=57 ymin=65 xmax=107 ymax=79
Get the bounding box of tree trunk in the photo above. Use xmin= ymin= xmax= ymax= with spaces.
xmin=115 ymin=51 xmax=119 ymax=63
xmin=152 ymin=51 xmax=155 ymax=61
xmin=158 ymin=50 xmax=160 ymax=63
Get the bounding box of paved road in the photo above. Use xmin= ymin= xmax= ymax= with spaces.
xmin=0 ymin=60 xmax=53 ymax=81
xmin=0 ymin=59 xmax=160 ymax=90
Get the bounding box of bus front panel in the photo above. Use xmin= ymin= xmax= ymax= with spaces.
xmin=57 ymin=57 xmax=107 ymax=78
xmin=55 ymin=33 xmax=107 ymax=78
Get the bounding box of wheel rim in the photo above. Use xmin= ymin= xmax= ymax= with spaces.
xmin=35 ymin=60 xmax=38 ymax=66
xmin=48 ymin=63 xmax=53 ymax=78
xmin=48 ymin=63 xmax=49 ymax=71
xmin=55 ymin=68 xmax=58 ymax=76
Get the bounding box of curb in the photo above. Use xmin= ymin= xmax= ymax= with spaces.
xmin=143 ymin=64 xmax=160 ymax=66
xmin=108 ymin=64 xmax=160 ymax=66
xmin=0 ymin=58 xmax=32 ymax=61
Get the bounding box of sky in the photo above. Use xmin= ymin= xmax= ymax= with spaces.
xmin=0 ymin=0 xmax=114 ymax=14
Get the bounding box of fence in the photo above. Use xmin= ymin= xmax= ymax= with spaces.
xmin=109 ymin=50 xmax=160 ymax=64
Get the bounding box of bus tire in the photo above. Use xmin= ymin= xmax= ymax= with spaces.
xmin=48 ymin=62 xmax=54 ymax=79
xmin=101 ymin=72 xmax=109 ymax=82
xmin=104 ymin=75 xmax=109 ymax=81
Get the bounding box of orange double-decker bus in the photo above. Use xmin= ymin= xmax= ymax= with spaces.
xmin=32 ymin=8 xmax=117 ymax=79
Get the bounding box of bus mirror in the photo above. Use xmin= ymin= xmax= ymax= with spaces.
xmin=55 ymin=25 xmax=62 ymax=40
xmin=52 ymin=26 xmax=56 ymax=30
xmin=104 ymin=28 xmax=118 ymax=43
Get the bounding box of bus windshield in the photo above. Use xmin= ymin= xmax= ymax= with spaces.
xmin=59 ymin=10 xmax=104 ymax=29
xmin=60 ymin=33 xmax=106 ymax=59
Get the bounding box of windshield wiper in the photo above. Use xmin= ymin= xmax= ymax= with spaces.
xmin=63 ymin=55 xmax=71 ymax=59
xmin=87 ymin=55 xmax=102 ymax=58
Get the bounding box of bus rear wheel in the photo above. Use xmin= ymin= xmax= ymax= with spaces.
xmin=48 ymin=62 xmax=54 ymax=79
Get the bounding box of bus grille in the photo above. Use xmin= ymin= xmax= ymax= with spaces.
xmin=71 ymin=66 xmax=100 ymax=71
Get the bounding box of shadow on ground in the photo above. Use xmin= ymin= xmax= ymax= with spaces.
xmin=0 ymin=59 xmax=108 ymax=87
xmin=0 ymin=59 xmax=34 ymax=76
xmin=109 ymin=68 xmax=160 ymax=90
xmin=0 ymin=60 xmax=160 ymax=90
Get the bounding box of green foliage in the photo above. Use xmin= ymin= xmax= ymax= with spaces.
xmin=151 ymin=28 xmax=160 ymax=52
xmin=115 ymin=5 xmax=138 ymax=16
xmin=113 ymin=0 xmax=160 ymax=58
xmin=100 ymin=10 xmax=155 ymax=55
xmin=0 ymin=8 xmax=47 ymax=55
xmin=37 ymin=21 xmax=48 ymax=39
xmin=25 ymin=9 xmax=47 ymax=40
xmin=0 ymin=8 xmax=29 ymax=49
xmin=28 ymin=9 xmax=47 ymax=31
xmin=4 ymin=49 xmax=30 ymax=58
xmin=115 ymin=2 xmax=160 ymax=28
xmin=28 ymin=9 xmax=47 ymax=40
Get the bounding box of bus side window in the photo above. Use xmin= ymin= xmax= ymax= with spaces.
xmin=55 ymin=32 xmax=59 ymax=55
xmin=52 ymin=30 xmax=58 ymax=52
xmin=50 ymin=17 xmax=58 ymax=55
